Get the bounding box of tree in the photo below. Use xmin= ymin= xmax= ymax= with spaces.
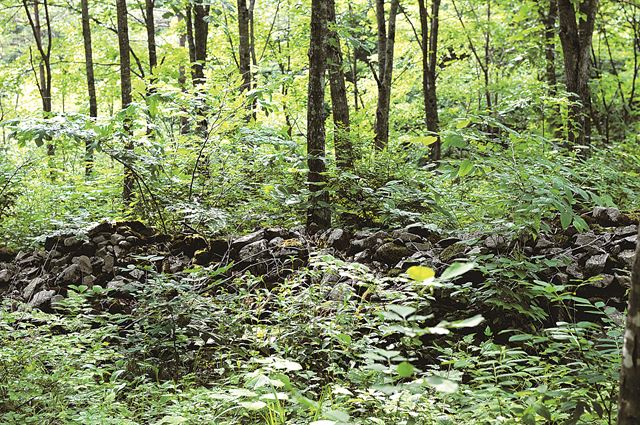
xmin=557 ymin=0 xmax=598 ymax=150
xmin=374 ymin=0 xmax=400 ymax=150
xmin=618 ymin=226 xmax=640 ymax=424
xmin=80 ymin=0 xmax=97 ymax=176
xmin=539 ymin=0 xmax=561 ymax=138
xmin=185 ymin=2 xmax=210 ymax=134
xmin=237 ymin=0 xmax=256 ymax=118
xmin=306 ymin=0 xmax=330 ymax=231
xmin=326 ymin=0 xmax=354 ymax=170
xmin=116 ymin=0 xmax=134 ymax=204
xmin=417 ymin=0 xmax=441 ymax=161
xmin=22 ymin=0 xmax=54 ymax=157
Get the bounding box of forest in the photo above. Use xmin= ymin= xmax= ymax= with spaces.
xmin=0 ymin=0 xmax=639 ymax=423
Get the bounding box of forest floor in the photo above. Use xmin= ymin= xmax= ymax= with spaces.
xmin=0 ymin=208 xmax=635 ymax=423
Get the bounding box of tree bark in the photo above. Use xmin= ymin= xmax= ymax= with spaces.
xmin=540 ymin=0 xmax=561 ymax=138
xmin=326 ymin=0 xmax=354 ymax=170
xmin=22 ymin=0 xmax=54 ymax=157
xmin=306 ymin=0 xmax=331 ymax=231
xmin=374 ymin=0 xmax=399 ymax=150
xmin=557 ymin=0 xmax=598 ymax=151
xmin=237 ymin=0 xmax=253 ymax=118
xmin=618 ymin=226 xmax=640 ymax=424
xmin=418 ymin=0 xmax=441 ymax=161
xmin=189 ymin=3 xmax=210 ymax=134
xmin=116 ymin=0 xmax=134 ymax=204
xmin=80 ymin=0 xmax=97 ymax=176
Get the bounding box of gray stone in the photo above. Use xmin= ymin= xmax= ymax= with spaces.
xmin=231 ymin=230 xmax=265 ymax=251
xmin=619 ymin=234 xmax=638 ymax=250
xmin=239 ymin=239 xmax=268 ymax=261
xmin=103 ymin=255 xmax=115 ymax=273
xmin=0 ymin=268 xmax=12 ymax=284
xmin=29 ymin=290 xmax=56 ymax=308
xmin=110 ymin=233 xmax=126 ymax=245
xmin=63 ymin=236 xmax=81 ymax=248
xmin=82 ymin=275 xmax=96 ymax=286
xmin=592 ymin=206 xmax=623 ymax=227
xmin=72 ymin=255 xmax=93 ymax=274
xmin=614 ymin=225 xmax=637 ymax=237
xmin=50 ymin=294 xmax=65 ymax=307
xmin=584 ymin=254 xmax=609 ymax=277
xmin=484 ymin=235 xmax=508 ymax=251
xmin=374 ymin=242 xmax=411 ymax=266
xmin=535 ymin=237 xmax=554 ymax=250
xmin=22 ymin=277 xmax=44 ymax=300
xmin=60 ymin=264 xmax=81 ymax=283
xmin=326 ymin=228 xmax=351 ymax=251
xmin=405 ymin=223 xmax=439 ymax=240
xmin=566 ymin=263 xmax=584 ymax=280
xmin=618 ymin=250 xmax=636 ymax=268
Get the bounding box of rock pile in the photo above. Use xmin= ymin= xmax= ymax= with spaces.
xmin=0 ymin=206 xmax=637 ymax=315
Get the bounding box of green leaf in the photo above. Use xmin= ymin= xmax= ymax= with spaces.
xmin=425 ymin=376 xmax=458 ymax=393
xmin=440 ymin=262 xmax=475 ymax=280
xmin=457 ymin=160 xmax=474 ymax=177
xmin=239 ymin=401 xmax=267 ymax=410
xmin=396 ymin=361 xmax=415 ymax=378
xmin=560 ymin=208 xmax=572 ymax=230
xmin=449 ymin=314 xmax=484 ymax=328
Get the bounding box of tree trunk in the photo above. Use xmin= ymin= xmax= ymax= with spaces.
xmin=190 ymin=3 xmax=210 ymax=134
xmin=306 ymin=0 xmax=330 ymax=231
xmin=540 ymin=0 xmax=561 ymax=138
xmin=144 ymin=0 xmax=157 ymax=137
xmin=237 ymin=0 xmax=253 ymax=117
xmin=116 ymin=0 xmax=134 ymax=204
xmin=618 ymin=226 xmax=640 ymax=424
xmin=80 ymin=0 xmax=97 ymax=176
xmin=418 ymin=0 xmax=441 ymax=161
xmin=22 ymin=0 xmax=54 ymax=157
xmin=374 ymin=0 xmax=399 ymax=150
xmin=326 ymin=0 xmax=354 ymax=170
xmin=557 ymin=0 xmax=598 ymax=151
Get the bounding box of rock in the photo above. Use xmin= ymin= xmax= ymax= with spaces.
xmin=77 ymin=242 xmax=96 ymax=257
xmin=405 ymin=223 xmax=439 ymax=240
xmin=63 ymin=236 xmax=81 ymax=248
xmin=82 ymin=275 xmax=96 ymax=286
xmin=591 ymin=274 xmax=615 ymax=289
xmin=615 ymin=225 xmax=637 ymax=237
xmin=617 ymin=250 xmax=636 ymax=268
xmin=615 ymin=273 xmax=631 ymax=288
xmin=87 ymin=222 xmax=114 ymax=237
xmin=326 ymin=228 xmax=351 ymax=251
xmin=103 ymin=255 xmax=115 ymax=273
xmin=584 ymin=254 xmax=609 ymax=277
xmin=373 ymin=242 xmax=411 ymax=266
xmin=353 ymin=249 xmax=372 ymax=263
xmin=440 ymin=242 xmax=468 ymax=262
xmin=22 ymin=277 xmax=43 ymax=300
xmin=72 ymin=255 xmax=93 ymax=274
xmin=552 ymin=272 xmax=569 ymax=285
xmin=60 ymin=264 xmax=81 ymax=283
xmin=534 ymin=237 xmax=554 ymax=250
xmin=391 ymin=230 xmax=423 ymax=243
xmin=437 ymin=237 xmax=461 ymax=248
xmin=110 ymin=233 xmax=126 ymax=245
xmin=566 ymin=263 xmax=584 ymax=280
xmin=592 ymin=206 xmax=627 ymax=227
xmin=231 ymin=230 xmax=265 ymax=252
xmin=238 ymin=239 xmax=268 ymax=261
xmin=193 ymin=249 xmax=212 ymax=265
xmin=484 ymin=235 xmax=508 ymax=251
xmin=326 ymin=282 xmax=353 ymax=301
xmin=50 ymin=294 xmax=65 ymax=307
xmin=618 ymin=234 xmax=638 ymax=250
xmin=118 ymin=240 xmax=133 ymax=250
xmin=209 ymin=238 xmax=230 ymax=258
xmin=0 ymin=268 xmax=12 ymax=285
xmin=29 ymin=290 xmax=56 ymax=308
xmin=129 ymin=269 xmax=145 ymax=280
xmin=92 ymin=235 xmax=108 ymax=244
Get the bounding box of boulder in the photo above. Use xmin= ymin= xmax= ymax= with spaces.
xmin=238 ymin=239 xmax=268 ymax=262
xmin=592 ymin=207 xmax=628 ymax=227
xmin=326 ymin=228 xmax=351 ymax=251
xmin=374 ymin=242 xmax=411 ymax=266
xmin=231 ymin=230 xmax=265 ymax=252
xmin=29 ymin=290 xmax=56 ymax=308
xmin=584 ymin=254 xmax=609 ymax=277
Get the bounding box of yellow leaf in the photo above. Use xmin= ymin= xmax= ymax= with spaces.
xmin=407 ymin=266 xmax=435 ymax=282
xmin=417 ymin=135 xmax=438 ymax=146
xmin=456 ymin=119 xmax=471 ymax=129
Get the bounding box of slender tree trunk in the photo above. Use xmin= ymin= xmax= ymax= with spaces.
xmin=80 ymin=0 xmax=97 ymax=176
xmin=374 ymin=0 xmax=399 ymax=150
xmin=116 ymin=0 xmax=134 ymax=204
xmin=237 ymin=0 xmax=253 ymax=117
xmin=306 ymin=0 xmax=330 ymax=231
xmin=22 ymin=0 xmax=54 ymax=157
xmin=618 ymin=227 xmax=640 ymax=424
xmin=190 ymin=3 xmax=210 ymax=134
xmin=557 ymin=0 xmax=598 ymax=151
xmin=143 ymin=0 xmax=157 ymax=137
xmin=326 ymin=0 xmax=354 ymax=170
xmin=178 ymin=16 xmax=189 ymax=135
xmin=540 ymin=0 xmax=561 ymax=138
xmin=418 ymin=0 xmax=441 ymax=161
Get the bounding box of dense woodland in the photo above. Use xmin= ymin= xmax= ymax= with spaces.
xmin=1 ymin=0 xmax=640 ymax=423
